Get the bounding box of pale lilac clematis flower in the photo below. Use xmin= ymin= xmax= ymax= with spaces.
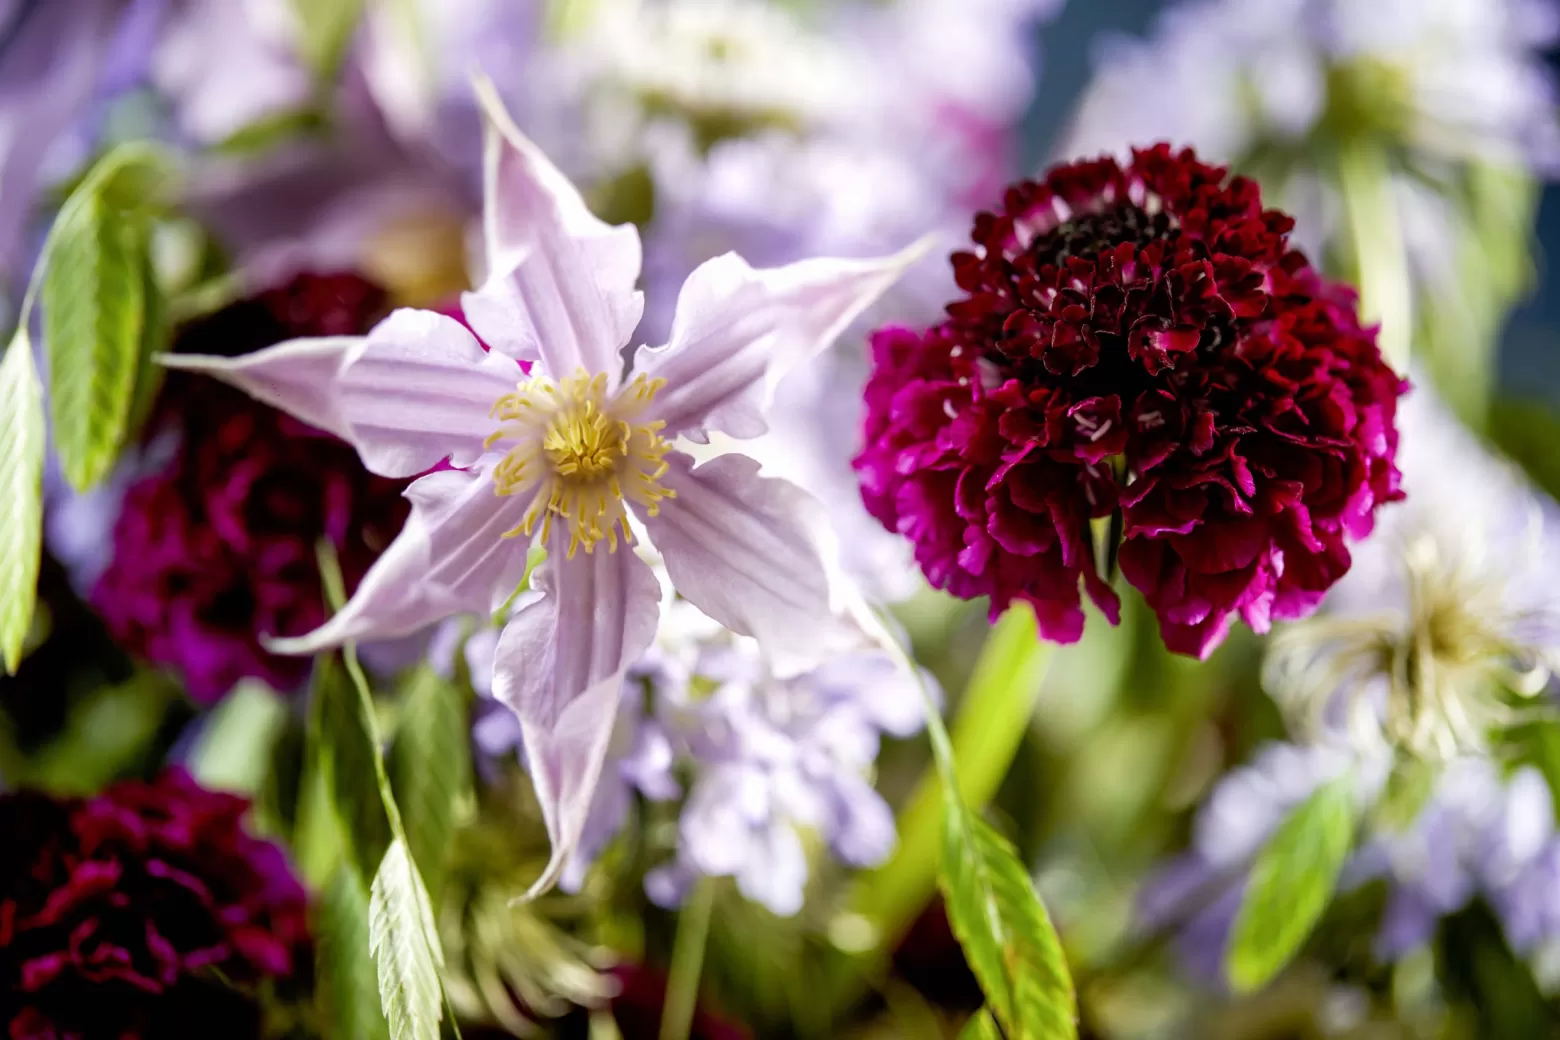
xmin=159 ymin=81 xmax=925 ymax=893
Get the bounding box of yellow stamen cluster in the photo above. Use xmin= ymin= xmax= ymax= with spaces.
xmin=487 ymin=370 xmax=675 ymax=557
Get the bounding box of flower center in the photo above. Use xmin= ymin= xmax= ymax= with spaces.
xmin=487 ymin=370 xmax=675 ymax=557
xmin=1029 ymin=201 xmax=1176 ymax=269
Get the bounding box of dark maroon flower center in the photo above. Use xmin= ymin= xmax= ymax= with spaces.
xmin=1027 ymin=200 xmax=1176 ymax=269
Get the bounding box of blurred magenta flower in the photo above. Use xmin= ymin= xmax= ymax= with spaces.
xmin=0 ymin=769 xmax=311 ymax=1039
xmin=161 ymin=85 xmax=924 ymax=893
xmin=856 ymin=146 xmax=1407 ymax=656
xmin=91 ymin=272 xmax=406 ymax=703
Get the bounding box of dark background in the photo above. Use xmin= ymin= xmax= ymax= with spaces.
xmin=1022 ymin=0 xmax=1560 ymax=403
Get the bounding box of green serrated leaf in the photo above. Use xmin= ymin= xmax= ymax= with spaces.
xmin=960 ymin=1008 xmax=1004 ymax=1040
xmin=43 ymin=192 xmax=146 ymax=491
xmin=124 ymin=245 xmax=169 ymax=440
xmin=1226 ymin=774 xmax=1357 ymax=993
xmin=319 ymin=656 xmax=393 ymax=877
xmin=940 ymin=804 xmax=1076 ymax=1040
xmin=370 ymin=839 xmax=445 ymax=1040
xmin=0 ymin=330 xmax=45 ymax=674
xmin=390 ymin=664 xmax=471 ymax=905
xmin=319 ymin=864 xmax=392 ymax=1040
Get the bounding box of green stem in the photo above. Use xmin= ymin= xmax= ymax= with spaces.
xmin=659 ymin=880 xmax=715 ymax=1040
xmin=1335 ymin=137 xmax=1413 ymax=371
xmin=847 ymin=605 xmax=1052 ymax=951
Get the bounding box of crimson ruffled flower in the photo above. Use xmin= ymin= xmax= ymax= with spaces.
xmin=92 ymin=273 xmax=409 ymax=701
xmin=0 ymin=769 xmax=310 ymax=1039
xmin=856 ymin=146 xmax=1406 ymax=656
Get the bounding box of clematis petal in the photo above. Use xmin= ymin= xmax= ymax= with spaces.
xmin=637 ymin=451 xmax=858 ymax=676
xmin=633 ymin=238 xmax=932 ymax=442
xmin=158 ymin=336 xmax=360 ymax=440
xmin=491 ymin=536 xmax=662 ymax=898
xmin=267 ymin=460 xmax=536 ymax=653
xmin=460 ymin=75 xmax=642 ymax=378
xmin=163 ymin=309 xmax=523 ymax=478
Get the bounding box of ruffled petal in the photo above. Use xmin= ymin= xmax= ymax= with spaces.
xmin=461 ymin=76 xmax=642 ymax=379
xmin=160 ymin=309 xmax=521 ymax=478
xmin=491 ymin=537 xmax=662 ymax=897
xmin=637 ymin=451 xmax=857 ymax=676
xmin=267 ymin=460 xmax=536 ymax=653
xmin=633 ymin=239 xmax=930 ymax=441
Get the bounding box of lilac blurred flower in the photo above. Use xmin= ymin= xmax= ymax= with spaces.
xmin=1143 ymin=742 xmax=1560 ymax=974
xmin=151 ymin=0 xmax=311 ymax=145
xmin=1264 ymin=389 xmax=1560 ymax=759
xmin=161 ymin=82 xmax=925 ymax=894
xmin=1063 ymin=0 xmax=1560 ymax=173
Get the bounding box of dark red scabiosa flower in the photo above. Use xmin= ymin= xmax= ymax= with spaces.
xmin=856 ymin=146 xmax=1406 ymax=657
xmin=92 ymin=273 xmax=408 ymax=702
xmin=0 ymin=769 xmax=311 ymax=1039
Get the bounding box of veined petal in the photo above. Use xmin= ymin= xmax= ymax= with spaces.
xmin=337 ymin=308 xmax=522 ymax=475
xmin=491 ymin=535 xmax=662 ymax=898
xmin=638 ymin=451 xmax=858 ymax=676
xmin=161 ymin=309 xmax=522 ymax=479
xmin=267 ymin=460 xmax=536 ymax=653
xmin=158 ymin=336 xmax=359 ymax=440
xmin=634 ymin=238 xmax=932 ymax=441
xmin=463 ymin=75 xmax=643 ymax=379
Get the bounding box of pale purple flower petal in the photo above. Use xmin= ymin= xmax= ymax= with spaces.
xmin=268 ymin=463 xmax=536 ymax=653
xmin=490 ymin=537 xmax=662 ymax=897
xmin=460 ymin=77 xmax=643 ymax=375
xmin=161 ymin=309 xmax=522 ymax=478
xmin=634 ymin=242 xmax=930 ymax=442
xmin=638 ymin=452 xmax=855 ymax=677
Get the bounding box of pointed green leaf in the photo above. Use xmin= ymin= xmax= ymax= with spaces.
xmin=292 ymin=0 xmax=364 ymax=78
xmin=124 ymin=245 xmax=169 ymax=441
xmin=319 ymin=864 xmax=392 ymax=1040
xmin=369 ymin=839 xmax=445 ymax=1040
xmin=1226 ymin=774 xmax=1356 ymax=993
xmin=960 ymin=1008 xmax=1004 ymax=1040
xmin=318 ymin=656 xmax=393 ymax=877
xmin=0 ymin=330 xmax=45 ymax=674
xmin=390 ymin=663 xmax=471 ymax=905
xmin=940 ymin=802 xmax=1076 ymax=1040
xmin=43 ymin=191 xmax=146 ymax=491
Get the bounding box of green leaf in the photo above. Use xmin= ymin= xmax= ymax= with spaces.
xmin=318 ymin=864 xmax=392 ymax=1040
xmin=292 ymin=0 xmax=364 ymax=78
xmin=124 ymin=245 xmax=169 ymax=441
xmin=1226 ymin=774 xmax=1357 ymax=993
xmin=318 ymin=656 xmax=393 ymax=877
xmin=43 ymin=190 xmax=146 ymax=491
xmin=0 ymin=330 xmax=45 ymax=674
xmin=390 ymin=663 xmax=472 ymax=904
xmin=960 ymin=1008 xmax=1004 ymax=1040
xmin=369 ymin=839 xmax=445 ymax=1040
xmin=940 ymin=805 xmax=1076 ymax=1039
xmin=190 ymin=680 xmax=289 ymax=796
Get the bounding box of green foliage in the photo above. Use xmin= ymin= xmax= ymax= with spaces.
xmin=391 ymin=663 xmax=473 ymax=904
xmin=319 ymin=864 xmax=392 ymax=1040
xmin=370 ymin=839 xmax=447 ymax=1040
xmin=41 ymin=144 xmax=174 ymax=492
xmin=960 ymin=1008 xmax=1004 ymax=1040
xmin=907 ymin=607 xmax=1076 ymax=1040
xmin=941 ymin=807 xmax=1076 ymax=1040
xmin=0 ymin=330 xmax=44 ymax=674
xmin=1226 ymin=774 xmax=1357 ymax=993
xmin=317 ymin=656 xmax=393 ymax=879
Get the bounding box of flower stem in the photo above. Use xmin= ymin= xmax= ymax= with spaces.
xmin=660 ymin=879 xmax=716 ymax=1040
xmin=846 ymin=604 xmax=1052 ymax=953
xmin=1335 ymin=137 xmax=1413 ymax=371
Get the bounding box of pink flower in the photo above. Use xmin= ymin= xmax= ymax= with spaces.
xmin=856 ymin=145 xmax=1406 ymax=657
